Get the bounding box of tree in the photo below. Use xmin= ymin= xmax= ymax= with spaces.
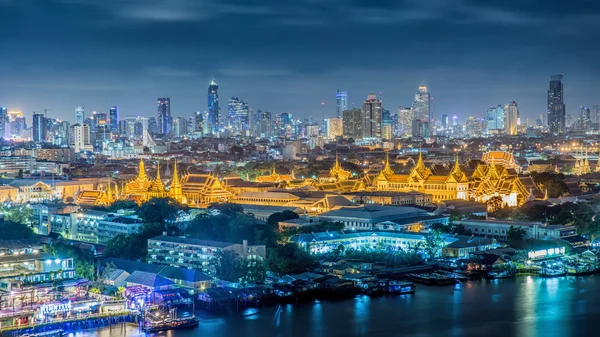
xmin=213 ymin=250 xmax=246 ymax=282
xmin=244 ymin=259 xmax=266 ymax=284
xmin=507 ymin=226 xmax=527 ymax=241
xmin=136 ymin=198 xmax=185 ymax=235
xmin=0 ymin=220 xmax=34 ymax=239
xmin=267 ymin=243 xmax=315 ymax=275
xmin=105 ymin=234 xmax=147 ymax=260
xmin=424 ymin=231 xmax=445 ymax=259
xmin=430 ymin=222 xmax=452 ymax=234
xmin=17 ymin=169 xmax=23 ymax=179
xmin=452 ymin=224 xmax=472 ymax=236
xmin=209 ymin=203 xmax=244 ymax=216
xmin=266 ymin=211 xmax=299 ymax=227
xmin=109 ymin=200 xmax=139 ymax=212
xmin=45 ymin=244 xmax=96 ymax=280
xmin=2 ymin=205 xmax=33 ymax=226
xmin=486 ymin=196 xmax=504 ymax=215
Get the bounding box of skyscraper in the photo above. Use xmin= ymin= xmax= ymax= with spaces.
xmin=228 ymin=97 xmax=250 ymax=135
xmin=75 ymin=106 xmax=84 ymax=124
xmin=381 ymin=109 xmax=392 ymax=140
xmin=342 ymin=108 xmax=363 ymax=139
xmin=70 ymin=123 xmax=92 ymax=152
xmin=326 ymin=118 xmax=343 ymax=139
xmin=548 ymin=74 xmax=565 ymax=134
xmin=157 ymin=98 xmax=171 ymax=135
xmin=486 ymin=105 xmax=505 ymax=133
xmin=0 ymin=107 xmax=7 ymax=139
xmin=413 ymin=85 xmax=431 ymax=123
xmin=580 ymin=106 xmax=591 ymax=132
xmin=505 ymin=101 xmax=518 ymax=135
xmin=173 ymin=117 xmax=188 ymax=138
xmin=336 ymin=90 xmax=348 ymax=118
xmin=441 ymin=115 xmax=449 ymax=128
xmin=193 ymin=111 xmax=204 ymax=134
xmin=362 ymin=93 xmax=382 ymax=139
xmin=207 ymin=78 xmax=220 ymax=135
xmin=32 ymin=113 xmax=47 ymax=143
xmin=397 ymin=106 xmax=414 ymax=137
xmin=109 ymin=106 xmax=119 ymax=133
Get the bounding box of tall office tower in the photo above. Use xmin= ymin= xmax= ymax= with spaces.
xmin=147 ymin=117 xmax=158 ymax=134
xmin=75 ymin=106 xmax=84 ymax=124
xmin=157 ymin=98 xmax=171 ymax=135
xmin=342 ymin=108 xmax=363 ymax=139
xmin=207 ymin=78 xmax=220 ymax=135
xmin=70 ymin=123 xmax=91 ymax=152
xmin=124 ymin=116 xmax=138 ymax=140
xmin=0 ymin=107 xmax=7 ymax=139
xmin=109 ymin=106 xmax=119 ymax=133
xmin=411 ymin=119 xmax=423 ymax=138
xmin=173 ymin=117 xmax=188 ymax=138
xmin=362 ymin=93 xmax=382 ymax=139
xmin=257 ymin=110 xmax=272 ymax=138
xmin=381 ymin=108 xmax=392 ymax=140
xmin=193 ymin=111 xmax=204 ymax=133
xmin=580 ymin=106 xmax=592 ymax=131
xmin=441 ymin=115 xmax=449 ymax=128
xmin=227 ymin=97 xmax=250 ymax=135
xmin=413 ymin=85 xmax=431 ymax=122
xmin=140 ymin=117 xmax=151 ymax=146
xmin=397 ymin=106 xmax=415 ymax=137
xmin=32 ymin=113 xmax=47 ymax=142
xmin=465 ymin=117 xmax=483 ymax=137
xmin=336 ymin=90 xmax=348 ymax=118
xmin=505 ymin=101 xmax=519 ymax=135
xmin=593 ymin=105 xmax=600 ymax=130
xmin=486 ymin=105 xmax=505 ymax=133
xmin=548 ymin=74 xmax=565 ymax=134
xmin=326 ymin=118 xmax=343 ymax=139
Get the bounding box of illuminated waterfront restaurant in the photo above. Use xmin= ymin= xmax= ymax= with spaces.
xmin=291 ymin=231 xmax=456 ymax=256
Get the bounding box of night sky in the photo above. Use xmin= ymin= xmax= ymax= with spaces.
xmin=1 ymin=0 xmax=599 ymax=124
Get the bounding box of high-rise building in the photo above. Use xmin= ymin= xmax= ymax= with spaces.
xmin=580 ymin=106 xmax=591 ymax=132
xmin=336 ymin=90 xmax=348 ymax=118
xmin=342 ymin=108 xmax=363 ymax=139
xmin=326 ymin=118 xmax=343 ymax=139
xmin=465 ymin=117 xmax=483 ymax=137
xmin=505 ymin=101 xmax=519 ymax=135
xmin=193 ymin=111 xmax=204 ymax=134
xmin=109 ymin=106 xmax=119 ymax=133
xmin=381 ymin=109 xmax=392 ymax=140
xmin=411 ymin=119 xmax=423 ymax=138
xmin=486 ymin=105 xmax=505 ymax=133
xmin=397 ymin=106 xmax=414 ymax=137
xmin=413 ymin=85 xmax=431 ymax=123
xmin=362 ymin=93 xmax=382 ymax=139
xmin=157 ymin=98 xmax=171 ymax=135
xmin=70 ymin=123 xmax=92 ymax=152
xmin=0 ymin=107 xmax=7 ymax=139
xmin=593 ymin=105 xmax=600 ymax=131
xmin=32 ymin=113 xmax=47 ymax=143
xmin=227 ymin=97 xmax=250 ymax=135
xmin=257 ymin=110 xmax=272 ymax=138
xmin=173 ymin=117 xmax=188 ymax=138
xmin=548 ymin=74 xmax=565 ymax=134
xmin=75 ymin=106 xmax=84 ymax=125
xmin=441 ymin=115 xmax=449 ymax=128
xmin=207 ymin=78 xmax=220 ymax=135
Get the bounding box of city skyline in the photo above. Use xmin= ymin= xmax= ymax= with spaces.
xmin=1 ymin=1 xmax=599 ymax=123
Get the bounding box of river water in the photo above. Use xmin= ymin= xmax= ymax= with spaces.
xmin=70 ymin=275 xmax=600 ymax=337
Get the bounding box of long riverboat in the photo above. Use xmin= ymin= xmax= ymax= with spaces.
xmin=142 ymin=316 xmax=199 ymax=333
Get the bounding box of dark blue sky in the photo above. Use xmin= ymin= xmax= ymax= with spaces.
xmin=1 ymin=0 xmax=599 ymax=124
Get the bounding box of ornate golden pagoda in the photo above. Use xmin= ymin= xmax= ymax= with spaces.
xmin=168 ymin=159 xmax=186 ymax=203
xmin=329 ymin=152 xmax=352 ymax=181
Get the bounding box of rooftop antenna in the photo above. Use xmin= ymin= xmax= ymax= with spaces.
xmin=43 ymin=108 xmax=52 ymax=117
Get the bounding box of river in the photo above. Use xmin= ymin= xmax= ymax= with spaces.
xmin=70 ymin=275 xmax=600 ymax=337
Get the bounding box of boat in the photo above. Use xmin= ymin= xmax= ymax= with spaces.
xmin=407 ymin=273 xmax=433 ymax=285
xmin=539 ymin=269 xmax=566 ymax=278
xmin=408 ymin=273 xmax=455 ymax=286
xmin=487 ymin=270 xmax=514 ymax=279
xmin=388 ymin=281 xmax=415 ymax=294
xmin=566 ymin=264 xmax=598 ymax=276
xmin=22 ymin=330 xmax=64 ymax=337
xmin=143 ymin=316 xmax=199 ymax=333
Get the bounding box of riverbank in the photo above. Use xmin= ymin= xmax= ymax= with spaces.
xmin=0 ymin=312 xmax=137 ymax=336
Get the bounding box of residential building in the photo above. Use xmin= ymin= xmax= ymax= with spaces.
xmin=157 ymin=98 xmax=171 ymax=135
xmin=362 ymin=93 xmax=382 ymax=139
xmin=548 ymin=74 xmax=565 ymax=133
xmin=342 ymin=109 xmax=362 ymax=139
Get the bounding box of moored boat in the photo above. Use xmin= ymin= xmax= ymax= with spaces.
xmin=143 ymin=316 xmax=199 ymax=333
xmin=388 ymin=281 xmax=416 ymax=294
xmin=22 ymin=330 xmax=64 ymax=337
xmin=539 ymin=269 xmax=566 ymax=278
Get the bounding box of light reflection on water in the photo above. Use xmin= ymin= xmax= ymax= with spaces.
xmin=82 ymin=276 xmax=600 ymax=337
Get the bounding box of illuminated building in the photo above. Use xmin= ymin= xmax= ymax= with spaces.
xmin=179 ymin=172 xmax=233 ymax=205
xmin=157 ymin=98 xmax=171 ymax=135
xmin=469 ymin=161 xmax=531 ymax=206
xmin=109 ymin=106 xmax=119 ymax=133
xmin=413 ymin=85 xmax=431 ymax=123
xmin=326 ymin=117 xmax=343 ymax=139
xmin=173 ymin=117 xmax=188 ymax=138
xmin=505 ymin=101 xmax=518 ymax=135
xmin=573 ymin=149 xmax=591 ymax=175
xmin=548 ymin=74 xmax=565 ymax=133
xmin=227 ymin=96 xmax=249 ymax=135
xmin=362 ymin=93 xmax=382 ymax=139
xmin=381 ymin=109 xmax=392 ymax=140
xmin=342 ymin=108 xmax=362 ymax=139
xmin=481 ymin=151 xmax=521 ymax=173
xmin=32 ymin=113 xmax=47 ymax=143
xmin=336 ymin=90 xmax=348 ymax=118
xmin=70 ymin=123 xmax=92 ymax=153
xmin=397 ymin=106 xmax=414 ymax=137
xmin=486 ymin=105 xmax=504 ymax=133
xmin=0 ymin=107 xmax=7 ymax=138
xmin=75 ymin=106 xmax=84 ymax=124
xmin=255 ymin=166 xmax=294 ymax=183
xmin=207 ymin=78 xmax=220 ymax=135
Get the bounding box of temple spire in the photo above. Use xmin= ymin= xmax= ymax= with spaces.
xmin=138 ymin=158 xmax=147 ymax=180
xmin=155 ymin=162 xmax=163 ymax=183
xmin=171 ymin=159 xmax=180 ymax=186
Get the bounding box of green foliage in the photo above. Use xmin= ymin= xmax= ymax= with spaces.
xmin=344 ymin=247 xmax=423 ymax=266
xmin=136 ymin=197 xmax=186 ymax=234
xmin=424 ymin=231 xmax=445 ymax=258
xmin=1 ymin=205 xmax=33 ymax=226
xmin=105 ymin=234 xmax=147 ymax=260
xmin=507 ymin=226 xmax=527 ymax=241
xmin=266 ymin=210 xmax=299 ymax=227
xmin=213 ymin=250 xmax=246 ymax=282
xmin=281 ymin=221 xmax=345 ymax=241
xmin=0 ymin=220 xmax=34 ymax=239
xmin=209 ymin=203 xmax=244 ymax=216
xmin=486 ymin=196 xmax=504 ymax=216
xmin=45 ymin=243 xmax=96 ymax=280
xmin=108 ymin=200 xmax=139 ymax=212
xmin=531 ymin=172 xmax=568 ymax=198
xmin=267 ymin=243 xmax=316 ymax=275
